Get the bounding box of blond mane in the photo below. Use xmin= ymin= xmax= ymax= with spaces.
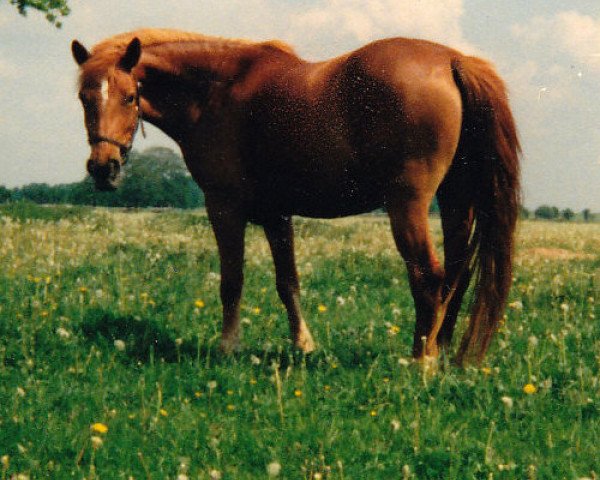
xmin=78 ymin=28 xmax=297 ymax=83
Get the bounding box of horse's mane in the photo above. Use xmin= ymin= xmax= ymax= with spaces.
xmin=80 ymin=28 xmax=296 ymax=81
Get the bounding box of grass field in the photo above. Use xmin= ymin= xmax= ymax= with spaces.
xmin=0 ymin=203 xmax=598 ymax=479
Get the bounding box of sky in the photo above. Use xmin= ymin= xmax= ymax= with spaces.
xmin=1 ymin=0 xmax=600 ymax=210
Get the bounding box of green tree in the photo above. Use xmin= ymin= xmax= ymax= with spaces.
xmin=582 ymin=208 xmax=592 ymax=222
xmin=534 ymin=205 xmax=559 ymax=220
xmin=561 ymin=208 xmax=575 ymax=221
xmin=8 ymin=0 xmax=70 ymax=27
xmin=0 ymin=185 xmax=11 ymax=203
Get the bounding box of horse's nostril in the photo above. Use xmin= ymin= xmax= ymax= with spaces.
xmin=108 ymin=159 xmax=121 ymax=177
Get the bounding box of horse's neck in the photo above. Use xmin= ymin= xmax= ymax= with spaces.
xmin=137 ymin=40 xmax=258 ymax=140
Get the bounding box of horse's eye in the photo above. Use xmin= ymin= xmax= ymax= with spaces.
xmin=125 ymin=94 xmax=136 ymax=105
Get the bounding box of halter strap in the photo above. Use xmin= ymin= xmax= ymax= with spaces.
xmin=88 ymin=80 xmax=146 ymax=160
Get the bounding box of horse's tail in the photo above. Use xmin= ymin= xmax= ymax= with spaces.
xmin=450 ymin=55 xmax=521 ymax=364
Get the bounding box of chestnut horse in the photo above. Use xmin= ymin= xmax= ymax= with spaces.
xmin=71 ymin=29 xmax=520 ymax=364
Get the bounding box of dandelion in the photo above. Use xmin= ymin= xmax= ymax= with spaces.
xmin=79 ymin=286 xmax=88 ymax=294
xmin=481 ymin=367 xmax=492 ymax=375
xmin=114 ymin=339 xmax=126 ymax=352
xmin=90 ymin=422 xmax=108 ymax=434
xmin=370 ymin=410 xmax=377 ymax=417
xmin=226 ymin=389 xmax=234 ymax=396
xmin=388 ymin=325 xmax=401 ymax=335
xmin=523 ymin=383 xmax=537 ymax=395
xmin=314 ymin=473 xmax=323 ymax=480
xmin=194 ymin=299 xmax=205 ymax=308
xmin=56 ymin=327 xmax=71 ymax=339
xmin=324 ymin=385 xmax=331 ymax=391
xmin=317 ymin=304 xmax=327 ymax=313
xmin=90 ymin=436 xmax=103 ymax=449
xmin=508 ymin=300 xmax=523 ymax=310
xmin=226 ymin=404 xmax=235 ymax=411
xmin=267 ymin=461 xmax=282 ymax=477
xmin=207 ymin=380 xmax=217 ymax=390
xmin=249 ymin=379 xmax=257 ymax=385
xmin=398 ymin=358 xmax=410 ymax=367
xmin=560 ymin=303 xmax=569 ymax=313
xmin=209 ymin=469 xmax=222 ymax=480
xmin=1 ymin=455 xmax=9 ymax=469
xmin=501 ymin=396 xmax=514 ymax=409
xmin=194 ymin=391 xmax=203 ymax=398
xmin=391 ymin=419 xmax=401 ymax=432
xmin=294 ymin=389 xmax=302 ymax=397
xmin=336 ymin=296 xmax=345 ymax=306
xmin=252 ymin=306 xmax=261 ymax=314
xmin=159 ymin=408 xmax=168 ymax=417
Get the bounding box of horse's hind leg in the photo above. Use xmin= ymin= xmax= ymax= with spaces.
xmin=436 ymin=182 xmax=474 ymax=351
xmin=387 ymin=192 xmax=445 ymax=359
xmin=264 ymin=216 xmax=315 ymax=353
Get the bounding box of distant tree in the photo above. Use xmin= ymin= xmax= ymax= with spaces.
xmin=0 ymin=185 xmax=11 ymax=203
xmin=582 ymin=208 xmax=592 ymax=222
xmin=561 ymin=208 xmax=575 ymax=221
xmin=534 ymin=205 xmax=559 ymax=220
xmin=7 ymin=0 xmax=70 ymax=27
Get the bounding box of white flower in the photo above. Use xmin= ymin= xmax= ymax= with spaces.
xmin=114 ymin=339 xmax=126 ymax=352
xmin=336 ymin=296 xmax=345 ymax=306
xmin=398 ymin=358 xmax=410 ymax=367
xmin=250 ymin=354 xmax=261 ymax=365
xmin=501 ymin=396 xmax=513 ymax=409
xmin=209 ymin=470 xmax=222 ymax=480
xmin=391 ymin=419 xmax=401 ymax=432
xmin=560 ymin=303 xmax=570 ymax=313
xmin=56 ymin=327 xmax=71 ymax=339
xmin=267 ymin=461 xmax=281 ymax=477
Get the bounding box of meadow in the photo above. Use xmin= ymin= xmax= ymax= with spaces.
xmin=0 ymin=202 xmax=598 ymax=479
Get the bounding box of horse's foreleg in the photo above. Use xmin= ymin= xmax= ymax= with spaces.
xmin=264 ymin=216 xmax=315 ymax=353
xmin=387 ymin=195 xmax=445 ymax=360
xmin=206 ymin=200 xmax=247 ymax=354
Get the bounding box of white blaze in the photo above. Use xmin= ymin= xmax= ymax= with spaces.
xmin=100 ymin=79 xmax=109 ymax=106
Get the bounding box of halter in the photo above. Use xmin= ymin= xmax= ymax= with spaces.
xmin=88 ymin=81 xmax=146 ymax=161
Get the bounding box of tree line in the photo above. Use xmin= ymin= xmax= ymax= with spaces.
xmin=521 ymin=205 xmax=595 ymax=222
xmin=0 ymin=147 xmax=204 ymax=209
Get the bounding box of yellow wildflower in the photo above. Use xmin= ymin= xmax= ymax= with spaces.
xmin=194 ymin=299 xmax=205 ymax=308
xmin=79 ymin=286 xmax=88 ymax=293
xmin=481 ymin=367 xmax=492 ymax=375
xmin=252 ymin=307 xmax=261 ymax=314
xmin=194 ymin=391 xmax=203 ymax=398
xmin=370 ymin=410 xmax=377 ymax=417
xmin=317 ymin=304 xmax=327 ymax=313
xmin=90 ymin=422 xmax=108 ymax=434
xmin=294 ymin=389 xmax=302 ymax=397
xmin=159 ymin=408 xmax=168 ymax=417
xmin=226 ymin=404 xmax=235 ymax=411
xmin=523 ymin=383 xmax=537 ymax=395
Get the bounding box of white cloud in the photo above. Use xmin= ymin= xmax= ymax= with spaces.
xmin=291 ymin=0 xmax=475 ymax=57
xmin=512 ymin=10 xmax=600 ymax=72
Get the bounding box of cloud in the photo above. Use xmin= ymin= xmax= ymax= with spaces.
xmin=290 ymin=0 xmax=476 ymax=58
xmin=512 ymin=10 xmax=600 ymax=73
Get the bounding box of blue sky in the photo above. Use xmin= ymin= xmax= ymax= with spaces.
xmin=1 ymin=0 xmax=599 ymax=210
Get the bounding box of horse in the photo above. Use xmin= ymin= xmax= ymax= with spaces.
xmin=71 ymin=29 xmax=520 ymax=364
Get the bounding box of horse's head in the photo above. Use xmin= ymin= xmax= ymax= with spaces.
xmin=71 ymin=38 xmax=143 ymax=191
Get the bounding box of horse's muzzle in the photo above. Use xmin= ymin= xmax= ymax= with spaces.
xmin=87 ymin=158 xmax=121 ymax=191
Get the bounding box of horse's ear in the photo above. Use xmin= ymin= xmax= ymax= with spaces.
xmin=71 ymin=40 xmax=90 ymax=66
xmin=118 ymin=37 xmax=142 ymax=72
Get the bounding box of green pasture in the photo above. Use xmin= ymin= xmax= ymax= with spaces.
xmin=0 ymin=203 xmax=598 ymax=479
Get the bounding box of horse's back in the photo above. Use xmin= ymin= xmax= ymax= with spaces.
xmin=243 ymin=37 xmax=464 ymax=218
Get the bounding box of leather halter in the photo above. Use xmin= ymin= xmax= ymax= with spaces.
xmin=88 ymin=81 xmax=146 ymax=161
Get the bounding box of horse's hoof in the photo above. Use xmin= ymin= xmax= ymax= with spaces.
xmin=219 ymin=336 xmax=241 ymax=354
xmin=417 ymin=355 xmax=439 ymax=375
xmin=295 ymin=333 xmax=316 ymax=354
